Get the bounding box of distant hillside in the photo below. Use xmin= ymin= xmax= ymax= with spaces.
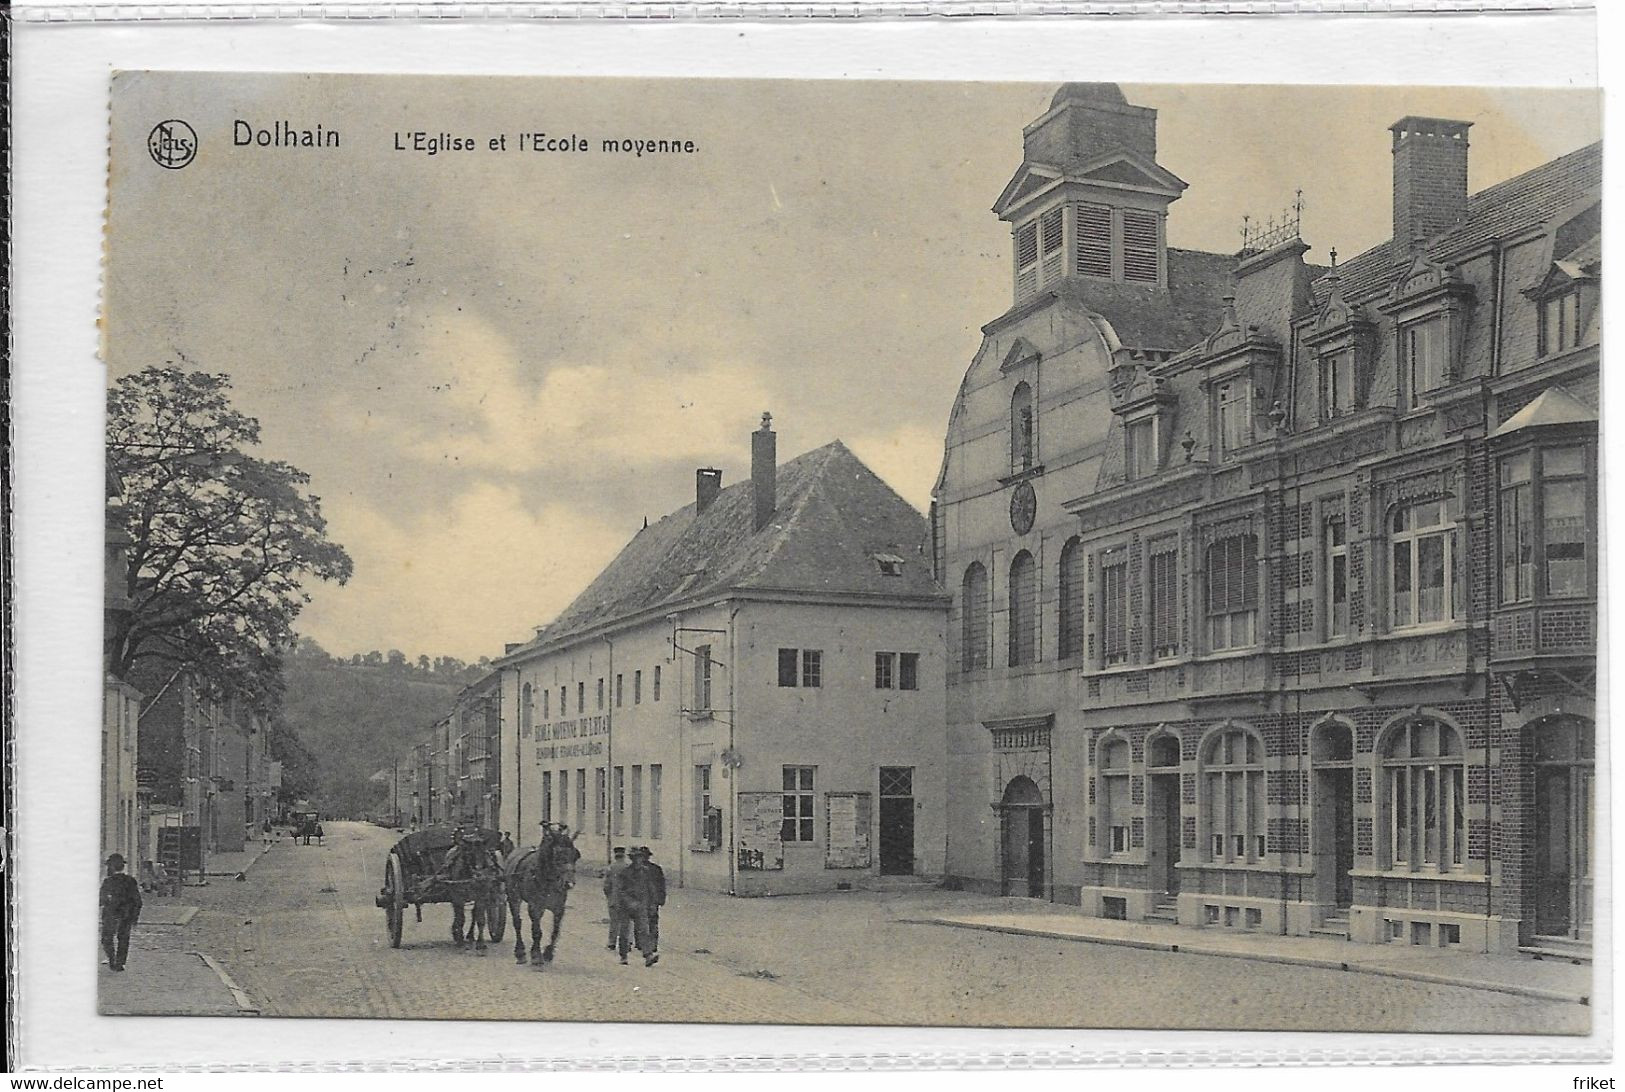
xmin=279 ymin=638 xmax=487 ymax=816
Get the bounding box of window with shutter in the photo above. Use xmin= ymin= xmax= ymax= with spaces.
xmin=1100 ymin=551 xmax=1128 ymax=666
xmin=1015 ymin=220 xmax=1040 ymax=300
xmin=1075 ymin=203 xmax=1112 ymax=279
xmin=1206 ymin=533 xmax=1258 ymax=650
xmin=1148 ymin=542 xmax=1179 ymax=659
xmin=1122 ymin=210 xmax=1160 ymax=284
xmin=1040 ymin=206 xmax=1065 ymax=284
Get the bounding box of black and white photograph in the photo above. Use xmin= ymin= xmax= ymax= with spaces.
xmin=93 ymin=69 xmax=1601 ymax=1037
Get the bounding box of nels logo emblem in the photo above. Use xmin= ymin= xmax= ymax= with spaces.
xmin=147 ymin=120 xmax=198 ymax=170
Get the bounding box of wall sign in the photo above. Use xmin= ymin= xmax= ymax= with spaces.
xmin=736 ymin=792 xmax=784 ymax=871
xmin=824 ymin=792 xmax=872 ymax=869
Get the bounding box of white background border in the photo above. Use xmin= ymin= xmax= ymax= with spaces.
xmin=9 ymin=0 xmax=1616 ymax=1072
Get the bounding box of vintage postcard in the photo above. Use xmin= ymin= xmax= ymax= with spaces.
xmin=101 ymin=71 xmax=1601 ymax=1034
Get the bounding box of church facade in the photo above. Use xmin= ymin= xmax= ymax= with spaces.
xmin=934 ymin=85 xmax=1599 ymax=954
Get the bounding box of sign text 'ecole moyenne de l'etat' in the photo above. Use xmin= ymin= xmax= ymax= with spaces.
xmin=529 ymin=716 xmax=610 ymax=762
xmin=228 ymin=119 xmax=699 ymax=158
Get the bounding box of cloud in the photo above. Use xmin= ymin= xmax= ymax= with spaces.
xmin=298 ymin=482 xmax=625 ymax=660
xmin=354 ymin=308 xmax=778 ymax=476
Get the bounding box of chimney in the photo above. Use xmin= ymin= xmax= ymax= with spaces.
xmin=751 ymin=412 xmax=776 ymax=531
xmin=1390 ymin=116 xmax=1471 ymax=249
xmin=695 ymin=467 xmax=722 ymax=514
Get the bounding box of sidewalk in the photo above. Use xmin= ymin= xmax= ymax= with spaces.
xmin=97 ymin=922 xmax=257 ymax=1016
xmin=202 ymin=836 xmax=277 ymax=878
xmin=907 ymin=904 xmax=1591 ymax=1006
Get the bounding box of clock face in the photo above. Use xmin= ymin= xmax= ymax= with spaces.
xmin=1009 ymin=481 xmax=1037 ymax=535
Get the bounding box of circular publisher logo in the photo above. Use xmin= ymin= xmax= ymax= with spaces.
xmin=148 ymin=120 xmax=198 ymax=170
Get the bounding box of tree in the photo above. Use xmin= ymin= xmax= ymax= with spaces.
xmin=107 ymin=366 xmax=353 ymax=707
xmin=416 ymin=654 xmax=431 ymax=673
xmin=269 ymin=718 xmax=320 ymax=805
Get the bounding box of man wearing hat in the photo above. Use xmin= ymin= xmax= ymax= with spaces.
xmin=99 ymin=853 xmax=142 ymax=971
xmin=632 ymin=847 xmax=666 ymax=964
xmin=602 ymin=846 xmax=629 ymax=951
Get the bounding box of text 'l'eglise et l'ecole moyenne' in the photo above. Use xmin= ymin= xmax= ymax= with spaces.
xmin=383 ymin=82 xmax=1597 ymax=958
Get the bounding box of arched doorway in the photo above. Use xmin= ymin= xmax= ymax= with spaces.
xmin=1145 ymin=734 xmax=1182 ymax=899
xmin=1311 ymin=720 xmax=1355 ymax=913
xmin=1000 ymin=775 xmax=1046 ymax=898
xmin=1530 ymin=716 xmax=1594 ymax=942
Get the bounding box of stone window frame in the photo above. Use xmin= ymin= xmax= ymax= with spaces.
xmin=961 ymin=560 xmax=991 ymax=672
xmin=1008 ymin=549 xmax=1039 ymax=667
xmin=1198 ymin=720 xmax=1268 ymax=866
xmin=1096 ymin=731 xmax=1136 ymax=858
xmin=1389 ymin=496 xmax=1458 ymax=630
xmin=1375 ymin=711 xmax=1476 ymax=876
xmin=1057 ymin=536 xmax=1087 ymax=661
xmin=1097 ymin=543 xmax=1130 ymax=668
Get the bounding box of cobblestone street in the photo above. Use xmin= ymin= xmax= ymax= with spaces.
xmin=108 ymin=822 xmax=1590 ymax=1033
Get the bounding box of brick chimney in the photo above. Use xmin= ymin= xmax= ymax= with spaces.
xmin=1390 ymin=116 xmax=1472 ymax=248
xmin=751 ymin=412 xmax=776 ymax=531
xmin=695 ymin=467 xmax=722 ymax=514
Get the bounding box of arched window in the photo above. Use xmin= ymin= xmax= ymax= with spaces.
xmin=1008 ymin=550 xmax=1037 ymax=666
xmin=961 ymin=562 xmax=989 ymax=671
xmin=1205 ymin=532 xmax=1258 ymax=650
xmin=1392 ymin=500 xmax=1455 ymax=627
xmin=1383 ymin=717 xmax=1465 ymax=871
xmin=1099 ymin=737 xmax=1133 ymax=855
xmin=1057 ymin=537 xmax=1085 ymax=659
xmin=1010 ymin=382 xmax=1035 ymax=474
xmin=520 ymin=683 xmax=534 ymax=736
xmin=1204 ymin=726 xmax=1264 ymax=863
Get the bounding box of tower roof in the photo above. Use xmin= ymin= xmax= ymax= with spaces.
xmin=1050 ymin=83 xmax=1129 ymax=110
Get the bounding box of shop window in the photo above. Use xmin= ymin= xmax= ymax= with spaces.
xmin=1009 ymin=551 xmax=1037 ymax=666
xmin=1205 ymin=727 xmax=1264 ymax=863
xmin=961 ymin=562 xmax=989 ymax=671
xmin=1058 ymin=537 xmax=1086 ymax=659
xmin=1099 ymin=548 xmax=1129 ymax=666
xmin=1148 ymin=540 xmax=1179 ymax=659
xmin=1099 ymin=737 xmax=1133 ymax=855
xmin=1383 ymin=718 xmax=1465 ymax=871
xmin=782 ymin=766 xmax=815 ymax=843
xmin=1392 ymin=500 xmax=1455 ymax=627
xmin=1206 ymin=533 xmax=1258 ymax=650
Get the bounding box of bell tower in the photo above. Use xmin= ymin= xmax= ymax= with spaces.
xmin=993 ymin=84 xmax=1188 ymax=303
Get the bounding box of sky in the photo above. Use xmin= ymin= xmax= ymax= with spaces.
xmin=105 ymin=74 xmax=1600 ymax=663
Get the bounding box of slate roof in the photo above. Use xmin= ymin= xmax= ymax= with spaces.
xmin=1317 ymin=141 xmax=1603 ymax=305
xmin=503 ymin=441 xmax=944 ymax=659
xmin=1034 ymin=246 xmax=1235 ymax=354
xmin=1492 ymin=385 xmax=1598 ymax=437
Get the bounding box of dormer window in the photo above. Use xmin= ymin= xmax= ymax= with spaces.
xmin=1540 ymin=288 xmax=1583 ymax=357
xmin=1319 ymin=348 xmax=1357 ymax=421
xmin=1215 ymin=379 xmax=1250 ymax=453
xmin=1125 ymin=417 xmax=1158 ymax=481
xmin=1403 ymin=317 xmax=1450 ymax=407
xmin=873 ymin=553 xmax=906 ymax=577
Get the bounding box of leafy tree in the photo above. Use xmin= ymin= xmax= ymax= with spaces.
xmin=364 ymin=650 xmax=383 ymax=667
xmin=417 ymin=654 xmax=431 ymax=673
xmin=387 ymin=649 xmax=407 ymax=671
xmin=107 ymin=366 xmax=353 ymax=707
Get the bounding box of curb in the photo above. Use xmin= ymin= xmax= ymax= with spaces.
xmin=908 ymin=918 xmax=1590 ymax=1007
xmin=196 ymin=952 xmax=260 ymax=1015
xmin=202 ymin=843 xmax=273 ymax=879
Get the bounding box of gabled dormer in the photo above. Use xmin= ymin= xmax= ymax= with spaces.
xmin=1523 ymin=227 xmax=1600 ymax=360
xmin=1303 ymin=270 xmax=1377 ymax=423
xmin=1196 ymin=296 xmax=1284 ymax=458
xmin=1378 ymin=252 xmax=1475 ymax=410
xmin=1107 ymin=353 xmax=1177 ymax=482
xmin=994 ymin=84 xmax=1188 ymax=305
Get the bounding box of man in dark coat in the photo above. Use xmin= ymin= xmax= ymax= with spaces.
xmin=99 ymin=853 xmax=142 ymax=971
xmin=633 ymin=846 xmax=666 ymax=960
xmin=605 ymin=850 xmax=650 ymax=965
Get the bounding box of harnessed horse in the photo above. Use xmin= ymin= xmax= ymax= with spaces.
xmin=444 ymin=839 xmax=503 ymax=954
xmin=503 ymin=825 xmax=580 ymax=967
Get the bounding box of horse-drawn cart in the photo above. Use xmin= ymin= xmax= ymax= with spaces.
xmin=375 ymin=826 xmax=507 ymax=949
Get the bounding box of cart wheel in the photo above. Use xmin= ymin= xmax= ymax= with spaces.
xmin=385 ymin=853 xmax=405 ymax=948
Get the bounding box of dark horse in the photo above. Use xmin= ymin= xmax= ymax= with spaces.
xmin=446 ymin=838 xmax=504 ymax=955
xmin=504 ymin=824 xmax=580 ymax=967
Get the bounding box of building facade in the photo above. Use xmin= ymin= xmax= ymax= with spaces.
xmin=498 ymin=418 xmax=949 ymax=894
xmin=936 ymin=85 xmax=1599 ymax=954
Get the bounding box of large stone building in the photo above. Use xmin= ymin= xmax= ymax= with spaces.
xmin=935 ymin=84 xmax=1598 ymax=954
xmin=497 ymin=417 xmax=948 ymax=894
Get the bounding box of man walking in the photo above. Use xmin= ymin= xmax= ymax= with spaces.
xmin=99 ymin=853 xmax=142 ymax=971
xmin=606 ymin=850 xmax=651 ymax=965
xmin=633 ymin=846 xmax=666 ymax=963
xmin=602 ymin=846 xmax=629 ymax=952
